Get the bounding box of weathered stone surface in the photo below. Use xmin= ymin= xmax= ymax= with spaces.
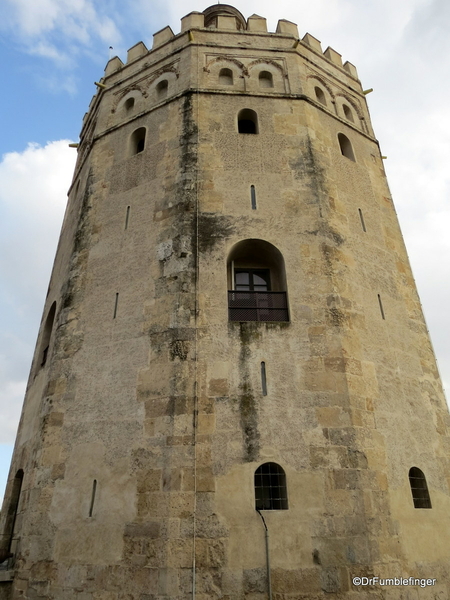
xmin=1 ymin=4 xmax=450 ymax=600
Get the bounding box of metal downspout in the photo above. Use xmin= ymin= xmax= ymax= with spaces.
xmin=257 ymin=509 xmax=272 ymax=600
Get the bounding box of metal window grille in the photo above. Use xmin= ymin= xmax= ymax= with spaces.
xmin=409 ymin=467 xmax=432 ymax=509
xmin=255 ymin=462 xmax=288 ymax=510
xmin=228 ymin=291 xmax=288 ymax=322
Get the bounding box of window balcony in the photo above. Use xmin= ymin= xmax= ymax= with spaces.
xmin=228 ymin=291 xmax=289 ymax=322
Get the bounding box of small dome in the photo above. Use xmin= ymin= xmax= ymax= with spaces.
xmin=203 ymin=4 xmax=247 ymax=30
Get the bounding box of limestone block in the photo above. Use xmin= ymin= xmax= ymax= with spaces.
xmin=195 ymin=539 xmax=226 ymax=568
xmin=217 ymin=15 xmax=237 ymax=30
xmin=153 ymin=26 xmax=175 ymax=49
xmin=271 ymin=568 xmax=321 ymax=594
xmin=276 ymin=19 xmax=299 ymax=37
xmin=197 ymin=467 xmax=215 ymax=492
xmin=197 ymin=413 xmax=216 ymax=434
xmin=126 ymin=41 xmax=148 ymax=63
xmin=167 ymin=538 xmax=192 ymax=568
xmin=181 ymin=11 xmax=204 ymax=32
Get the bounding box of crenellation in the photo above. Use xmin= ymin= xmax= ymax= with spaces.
xmin=104 ymin=55 xmax=124 ymax=76
xmin=246 ymin=14 xmax=268 ymax=33
xmin=343 ymin=60 xmax=358 ymax=79
xmin=302 ymin=32 xmax=323 ymax=53
xmin=180 ymin=11 xmax=204 ymax=32
xmin=126 ymin=41 xmax=148 ymax=64
xmin=324 ymin=46 xmax=343 ymax=68
xmin=152 ymin=25 xmax=175 ymax=50
xmin=276 ymin=18 xmax=299 ymax=37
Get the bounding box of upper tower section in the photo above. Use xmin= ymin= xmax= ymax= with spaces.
xmin=75 ymin=3 xmax=373 ymax=182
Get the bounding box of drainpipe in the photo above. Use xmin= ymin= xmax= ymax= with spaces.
xmin=256 ymin=509 xmax=272 ymax=600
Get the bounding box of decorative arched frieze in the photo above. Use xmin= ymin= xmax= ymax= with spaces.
xmin=203 ymin=55 xmax=247 ymax=77
xmin=111 ymin=86 xmax=147 ymax=114
xmin=335 ymin=92 xmax=363 ymax=121
xmin=306 ymin=74 xmax=335 ymax=102
xmin=146 ymin=64 xmax=179 ymax=88
xmin=247 ymin=58 xmax=286 ymax=76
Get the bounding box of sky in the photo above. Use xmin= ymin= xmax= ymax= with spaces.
xmin=1 ymin=0 xmax=449 ymax=503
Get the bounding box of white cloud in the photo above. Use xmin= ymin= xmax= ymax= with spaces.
xmin=2 ymin=0 xmax=122 ymax=66
xmin=0 ymin=382 xmax=26 ymax=445
xmin=0 ymin=141 xmax=76 ymax=444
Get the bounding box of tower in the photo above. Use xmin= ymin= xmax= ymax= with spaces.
xmin=1 ymin=3 xmax=450 ymax=598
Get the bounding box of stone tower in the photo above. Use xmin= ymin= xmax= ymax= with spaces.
xmin=1 ymin=4 xmax=450 ymax=599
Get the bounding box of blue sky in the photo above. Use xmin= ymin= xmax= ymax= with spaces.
xmin=1 ymin=0 xmax=450 ymax=502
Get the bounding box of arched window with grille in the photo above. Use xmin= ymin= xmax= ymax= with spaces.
xmin=254 ymin=462 xmax=288 ymax=510
xmin=227 ymin=239 xmax=289 ymax=322
xmin=409 ymin=467 xmax=432 ymax=508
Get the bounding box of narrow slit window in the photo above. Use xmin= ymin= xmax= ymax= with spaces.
xmin=315 ymin=87 xmax=326 ymax=106
xmin=250 ymin=185 xmax=257 ymax=210
xmin=219 ymin=68 xmax=233 ymax=85
xmin=130 ymin=127 xmax=146 ymax=155
xmin=338 ymin=133 xmax=355 ymax=161
xmin=358 ymin=208 xmax=366 ymax=232
xmin=409 ymin=467 xmax=432 ymax=509
xmin=113 ymin=293 xmax=119 ymax=319
xmin=261 ymin=362 xmax=267 ymax=396
xmin=89 ymin=479 xmax=97 ymax=517
xmin=125 ymin=206 xmax=130 ymax=230
xmin=377 ymin=294 xmax=385 ymax=320
xmin=238 ymin=109 xmax=258 ymax=134
xmin=255 ymin=463 xmax=288 ymax=510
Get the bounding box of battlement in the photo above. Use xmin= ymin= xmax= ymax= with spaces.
xmin=104 ymin=4 xmax=357 ymax=80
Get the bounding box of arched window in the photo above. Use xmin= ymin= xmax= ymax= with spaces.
xmin=219 ymin=68 xmax=233 ymax=85
xmin=315 ymin=86 xmax=326 ymax=106
xmin=130 ymin=127 xmax=146 ymax=155
xmin=1 ymin=469 xmax=24 ymax=560
xmin=255 ymin=463 xmax=288 ymax=510
xmin=343 ymin=104 xmax=354 ymax=123
xmin=156 ymin=80 xmax=168 ymax=100
xmin=39 ymin=302 xmax=56 ymax=368
xmin=409 ymin=467 xmax=432 ymax=508
xmin=124 ymin=97 xmax=135 ymax=111
xmin=227 ymin=239 xmax=289 ymax=322
xmin=338 ymin=133 xmax=355 ymax=161
xmin=238 ymin=109 xmax=258 ymax=134
xmin=259 ymin=71 xmax=273 ymax=88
